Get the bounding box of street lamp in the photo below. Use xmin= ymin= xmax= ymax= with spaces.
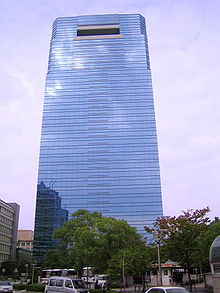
xmin=14 ymin=268 xmax=18 ymax=283
xmin=25 ymin=264 xmax=29 ymax=283
xmin=153 ymin=230 xmax=164 ymax=286
xmin=31 ymin=264 xmax=36 ymax=284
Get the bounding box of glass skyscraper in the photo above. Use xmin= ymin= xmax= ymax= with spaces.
xmin=34 ymin=14 xmax=163 ymax=257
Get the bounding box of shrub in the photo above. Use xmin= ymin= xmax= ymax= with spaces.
xmin=90 ymin=290 xmax=102 ymax=293
xmin=13 ymin=284 xmax=26 ymax=290
xmin=90 ymin=290 xmax=116 ymax=293
xmin=26 ymin=283 xmax=46 ymax=292
xmin=110 ymin=281 xmax=121 ymax=288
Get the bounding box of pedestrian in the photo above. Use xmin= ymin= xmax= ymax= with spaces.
xmin=169 ymin=276 xmax=172 ymax=286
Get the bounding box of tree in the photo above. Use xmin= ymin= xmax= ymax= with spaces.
xmin=198 ymin=218 xmax=220 ymax=273
xmin=0 ymin=261 xmax=15 ymax=276
xmin=145 ymin=207 xmax=210 ymax=289
xmin=42 ymin=249 xmax=73 ymax=269
xmin=0 ymin=259 xmax=32 ymax=277
xmin=108 ymin=243 xmax=150 ymax=279
xmin=51 ymin=209 xmax=150 ymax=280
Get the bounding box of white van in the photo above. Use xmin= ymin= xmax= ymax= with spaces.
xmin=45 ymin=277 xmax=89 ymax=293
xmin=97 ymin=275 xmax=110 ymax=289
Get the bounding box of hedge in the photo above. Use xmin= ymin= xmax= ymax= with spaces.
xmin=13 ymin=283 xmax=45 ymax=292
xmin=26 ymin=284 xmax=46 ymax=292
xmin=110 ymin=281 xmax=121 ymax=288
xmin=13 ymin=284 xmax=26 ymax=290
xmin=90 ymin=289 xmax=116 ymax=293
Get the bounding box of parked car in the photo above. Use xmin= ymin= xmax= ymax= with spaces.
xmin=0 ymin=281 xmax=13 ymax=293
xmin=45 ymin=277 xmax=89 ymax=293
xmin=88 ymin=277 xmax=97 ymax=284
xmin=146 ymin=287 xmax=190 ymax=293
xmin=96 ymin=275 xmax=110 ymax=289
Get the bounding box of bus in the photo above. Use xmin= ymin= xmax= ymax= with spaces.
xmin=40 ymin=269 xmax=76 ymax=284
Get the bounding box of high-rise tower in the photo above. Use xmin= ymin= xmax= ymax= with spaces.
xmin=34 ymin=14 xmax=163 ymax=260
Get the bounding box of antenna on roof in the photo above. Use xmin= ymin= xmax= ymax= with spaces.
xmin=51 ymin=180 xmax=56 ymax=189
xmin=49 ymin=180 xmax=53 ymax=189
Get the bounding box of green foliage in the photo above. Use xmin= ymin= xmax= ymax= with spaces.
xmin=145 ymin=244 xmax=162 ymax=268
xmin=42 ymin=248 xmax=73 ymax=269
xmin=107 ymin=245 xmax=150 ymax=278
xmin=90 ymin=290 xmax=116 ymax=293
xmin=145 ymin=207 xmax=210 ymax=287
xmin=0 ymin=259 xmax=31 ymax=276
xmin=26 ymin=283 xmax=45 ymax=292
xmin=110 ymin=280 xmax=121 ymax=288
xmin=47 ymin=209 xmax=150 ymax=278
xmin=0 ymin=261 xmax=15 ymax=276
xmin=198 ymin=218 xmax=220 ymax=272
xmin=13 ymin=284 xmax=26 ymax=290
xmin=89 ymin=290 xmax=103 ymax=293
xmin=12 ymin=284 xmax=45 ymax=292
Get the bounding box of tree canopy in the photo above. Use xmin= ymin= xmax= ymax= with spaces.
xmin=42 ymin=207 xmax=219 ymax=286
xmin=198 ymin=217 xmax=220 ymax=272
xmin=43 ymin=209 xmax=150 ymax=279
xmin=145 ymin=207 xmax=210 ymax=287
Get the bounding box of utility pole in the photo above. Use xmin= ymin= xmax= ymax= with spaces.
xmin=86 ymin=267 xmax=88 ymax=289
xmin=31 ymin=264 xmax=36 ymax=284
xmin=122 ymin=251 xmax=126 ymax=292
xmin=153 ymin=230 xmax=163 ymax=286
xmin=25 ymin=264 xmax=28 ymax=283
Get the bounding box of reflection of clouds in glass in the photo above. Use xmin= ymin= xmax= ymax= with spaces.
xmin=46 ymin=87 xmax=55 ymax=96
xmin=52 ymin=48 xmax=73 ymax=67
xmin=55 ymin=83 xmax=62 ymax=90
xmin=96 ymin=45 xmax=108 ymax=54
xmin=73 ymin=57 xmax=84 ymax=69
xmin=111 ymin=103 xmax=131 ymax=129
xmin=46 ymin=82 xmax=62 ymax=96
xmin=53 ymin=49 xmax=62 ymax=60
xmin=125 ymin=49 xmax=138 ymax=61
xmin=52 ymin=48 xmax=64 ymax=65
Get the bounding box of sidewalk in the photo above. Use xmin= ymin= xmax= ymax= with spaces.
xmin=185 ymin=283 xmax=213 ymax=293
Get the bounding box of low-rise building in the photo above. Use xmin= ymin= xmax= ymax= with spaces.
xmin=17 ymin=230 xmax=34 ymax=251
xmin=0 ymin=199 xmax=20 ymax=262
xmin=16 ymin=230 xmax=34 ymax=262
xmin=16 ymin=247 xmax=32 ymax=263
xmin=147 ymin=260 xmax=185 ymax=287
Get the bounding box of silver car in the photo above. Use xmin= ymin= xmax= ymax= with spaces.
xmin=46 ymin=277 xmax=88 ymax=293
xmin=146 ymin=287 xmax=189 ymax=293
xmin=0 ymin=282 xmax=13 ymax=293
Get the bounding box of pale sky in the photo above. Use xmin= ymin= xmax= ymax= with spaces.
xmin=0 ymin=0 xmax=219 ymax=229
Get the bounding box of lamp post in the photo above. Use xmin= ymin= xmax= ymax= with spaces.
xmin=14 ymin=268 xmax=18 ymax=283
xmin=153 ymin=230 xmax=163 ymax=286
xmin=2 ymin=268 xmax=5 ymax=275
xmin=122 ymin=251 xmax=126 ymax=292
xmin=86 ymin=267 xmax=88 ymax=289
xmin=25 ymin=264 xmax=29 ymax=283
xmin=31 ymin=264 xmax=36 ymax=284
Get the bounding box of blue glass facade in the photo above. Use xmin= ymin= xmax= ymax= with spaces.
xmin=33 ymin=182 xmax=68 ymax=263
xmin=35 ymin=14 xmax=163 ymax=244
